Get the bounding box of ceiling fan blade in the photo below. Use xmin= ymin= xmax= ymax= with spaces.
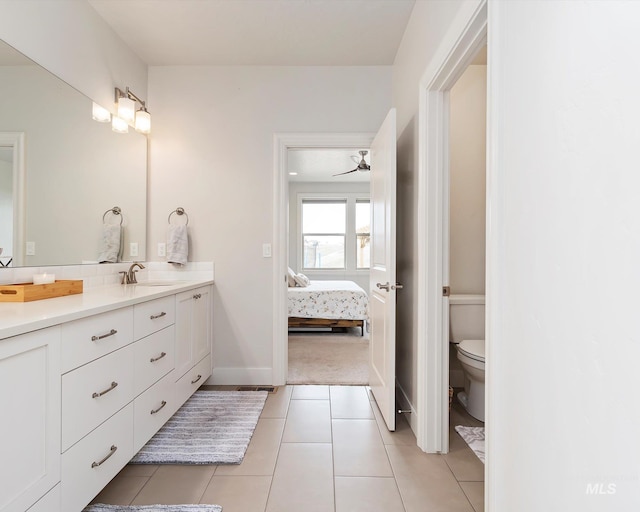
xmin=332 ymin=167 xmax=358 ymax=177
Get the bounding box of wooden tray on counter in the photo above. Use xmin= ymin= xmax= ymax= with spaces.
xmin=0 ymin=280 xmax=83 ymax=302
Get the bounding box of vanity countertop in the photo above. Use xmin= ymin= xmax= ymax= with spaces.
xmin=0 ymin=279 xmax=214 ymax=340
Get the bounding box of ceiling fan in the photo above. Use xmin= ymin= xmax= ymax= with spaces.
xmin=333 ymin=150 xmax=370 ymax=176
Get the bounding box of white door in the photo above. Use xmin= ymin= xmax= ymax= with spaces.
xmin=369 ymin=108 xmax=398 ymax=431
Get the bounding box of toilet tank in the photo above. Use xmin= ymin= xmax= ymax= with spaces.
xmin=449 ymin=294 xmax=485 ymax=343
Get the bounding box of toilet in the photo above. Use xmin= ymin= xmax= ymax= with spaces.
xmin=449 ymin=294 xmax=485 ymax=422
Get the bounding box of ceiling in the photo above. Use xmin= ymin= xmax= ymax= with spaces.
xmin=88 ymin=0 xmax=416 ymax=66
xmin=288 ymin=149 xmax=370 ymax=182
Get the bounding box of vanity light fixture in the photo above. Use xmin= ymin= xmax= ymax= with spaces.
xmin=111 ymin=115 xmax=129 ymax=134
xmin=92 ymin=102 xmax=111 ymax=123
xmin=114 ymin=87 xmax=151 ymax=134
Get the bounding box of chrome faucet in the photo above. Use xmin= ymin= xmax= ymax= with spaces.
xmin=120 ymin=262 xmax=145 ymax=284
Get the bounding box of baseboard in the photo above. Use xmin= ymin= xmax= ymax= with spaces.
xmin=395 ymin=380 xmax=418 ymax=436
xmin=211 ymin=367 xmax=273 ymax=385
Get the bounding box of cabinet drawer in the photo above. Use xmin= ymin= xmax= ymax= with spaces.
xmin=174 ymin=354 xmax=211 ymax=412
xmin=133 ymin=371 xmax=175 ymax=453
xmin=61 ymin=404 xmax=133 ymax=512
xmin=27 ymin=484 xmax=60 ymax=512
xmin=61 ymin=307 xmax=133 ymax=373
xmin=134 ymin=325 xmax=175 ymax=396
xmin=61 ymin=344 xmax=135 ymax=452
xmin=134 ymin=296 xmax=175 ymax=340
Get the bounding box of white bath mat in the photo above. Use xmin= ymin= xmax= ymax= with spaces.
xmin=455 ymin=425 xmax=485 ymax=464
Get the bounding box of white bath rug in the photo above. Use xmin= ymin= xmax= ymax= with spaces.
xmin=455 ymin=425 xmax=485 ymax=464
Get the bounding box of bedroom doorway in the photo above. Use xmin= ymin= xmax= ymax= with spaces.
xmin=286 ymin=147 xmax=371 ymax=385
xmin=271 ymin=133 xmax=376 ymax=387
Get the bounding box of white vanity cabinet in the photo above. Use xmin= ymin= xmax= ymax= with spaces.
xmin=0 ymin=280 xmax=213 ymax=512
xmin=0 ymin=327 xmax=61 ymax=512
xmin=174 ymin=286 xmax=212 ymax=382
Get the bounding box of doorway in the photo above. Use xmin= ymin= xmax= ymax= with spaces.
xmin=272 ymin=133 xmax=375 ymax=386
xmin=416 ymin=2 xmax=487 ymax=454
xmin=0 ymin=132 xmax=25 ymax=267
xmin=286 ymin=148 xmax=371 ymax=385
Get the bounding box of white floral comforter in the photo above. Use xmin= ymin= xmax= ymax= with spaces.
xmin=288 ymin=280 xmax=368 ymax=320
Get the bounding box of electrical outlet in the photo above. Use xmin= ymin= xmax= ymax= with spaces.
xmin=262 ymin=243 xmax=272 ymax=258
xmin=26 ymin=241 xmax=35 ymax=256
xmin=130 ymin=242 xmax=138 ymax=257
xmin=158 ymin=242 xmax=166 ymax=257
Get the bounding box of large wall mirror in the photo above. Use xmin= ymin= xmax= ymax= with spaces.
xmin=0 ymin=39 xmax=147 ymax=268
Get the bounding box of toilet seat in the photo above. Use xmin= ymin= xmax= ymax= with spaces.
xmin=457 ymin=339 xmax=485 ymax=363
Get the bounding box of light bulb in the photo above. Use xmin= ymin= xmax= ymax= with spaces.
xmin=92 ymin=102 xmax=111 ymax=122
xmin=117 ymin=96 xmax=135 ymax=124
xmin=112 ymin=115 xmax=129 ymax=133
xmin=135 ymin=109 xmax=151 ymax=134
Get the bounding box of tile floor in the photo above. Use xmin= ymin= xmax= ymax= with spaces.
xmin=94 ymin=385 xmax=484 ymax=512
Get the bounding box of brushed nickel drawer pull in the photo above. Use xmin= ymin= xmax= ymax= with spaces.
xmin=91 ymin=329 xmax=117 ymax=341
xmin=150 ymin=400 xmax=167 ymax=415
xmin=150 ymin=351 xmax=167 ymax=363
xmin=150 ymin=312 xmax=167 ymax=320
xmin=191 ymin=374 xmax=202 ymax=384
xmin=91 ymin=445 xmax=117 ymax=468
xmin=92 ymin=381 xmax=118 ymax=398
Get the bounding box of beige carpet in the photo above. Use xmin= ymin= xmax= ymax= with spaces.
xmin=288 ymin=332 xmax=369 ymax=385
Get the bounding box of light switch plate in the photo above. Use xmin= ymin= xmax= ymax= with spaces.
xmin=262 ymin=243 xmax=272 ymax=258
xmin=26 ymin=241 xmax=35 ymax=255
xmin=130 ymin=242 xmax=138 ymax=257
xmin=158 ymin=242 xmax=166 ymax=257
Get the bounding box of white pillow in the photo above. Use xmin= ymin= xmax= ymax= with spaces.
xmin=294 ymin=272 xmax=310 ymax=287
xmin=287 ymin=267 xmax=297 ymax=287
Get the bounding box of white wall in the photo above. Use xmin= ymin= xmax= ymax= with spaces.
xmin=488 ymin=1 xmax=640 ymax=510
xmin=148 ymin=66 xmax=391 ymax=383
xmin=288 ymin=181 xmax=370 ymax=291
xmin=0 ymin=0 xmax=147 ymax=110
xmin=450 ymin=64 xmax=486 ymax=295
xmin=391 ymin=0 xmax=482 ymax=416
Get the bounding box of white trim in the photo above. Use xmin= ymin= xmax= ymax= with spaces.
xmin=272 ymin=133 xmax=375 ymax=385
xmin=416 ymin=1 xmax=488 ymax=454
xmin=0 ymin=132 xmax=25 ymax=267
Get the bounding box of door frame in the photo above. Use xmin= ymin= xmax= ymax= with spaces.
xmin=0 ymin=132 xmax=25 ymax=267
xmin=416 ymin=1 xmax=487 ymax=453
xmin=272 ymin=132 xmax=375 ymax=385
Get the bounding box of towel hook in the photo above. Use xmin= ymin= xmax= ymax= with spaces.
xmin=102 ymin=206 xmax=123 ymax=226
xmin=168 ymin=207 xmax=189 ymax=226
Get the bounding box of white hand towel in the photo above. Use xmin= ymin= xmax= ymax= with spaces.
xmin=98 ymin=224 xmax=122 ymax=263
xmin=167 ymin=224 xmax=188 ymax=265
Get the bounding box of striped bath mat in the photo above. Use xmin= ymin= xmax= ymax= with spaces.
xmin=85 ymin=506 xmax=222 ymax=512
xmin=131 ymin=390 xmax=268 ymax=465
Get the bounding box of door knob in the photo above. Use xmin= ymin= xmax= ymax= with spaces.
xmin=376 ymin=282 xmax=391 ymax=291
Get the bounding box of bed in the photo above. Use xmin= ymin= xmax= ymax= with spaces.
xmin=287 ymin=280 xmax=369 ymax=335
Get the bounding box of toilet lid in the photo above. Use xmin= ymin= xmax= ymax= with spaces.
xmin=458 ymin=339 xmax=485 ymax=362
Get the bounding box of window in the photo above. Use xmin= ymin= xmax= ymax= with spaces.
xmin=302 ymin=200 xmax=346 ymax=269
xmin=356 ymin=200 xmax=370 ymax=269
xmin=298 ymin=195 xmax=370 ymax=272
